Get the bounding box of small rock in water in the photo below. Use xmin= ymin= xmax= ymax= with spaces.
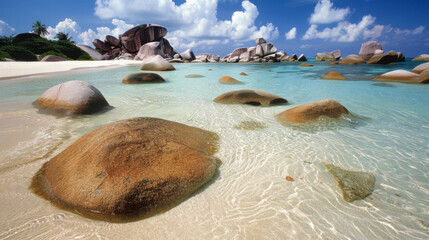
xmin=234 ymin=120 xmax=268 ymax=130
xmin=185 ymin=74 xmax=205 ymax=78
xmin=324 ymin=162 xmax=375 ymax=202
xmin=285 ymin=176 xmax=294 ymax=182
xmin=218 ymin=76 xmax=243 ymax=84
xmin=240 ymin=72 xmax=248 ymax=76
xmin=321 ymin=72 xmax=347 ymax=80
xmin=214 ymin=89 xmax=287 ymax=106
xmin=300 ymin=63 xmax=313 ymax=67
xmin=394 ymin=193 xmax=401 ymax=197
xmin=122 ymin=73 xmax=165 ymax=84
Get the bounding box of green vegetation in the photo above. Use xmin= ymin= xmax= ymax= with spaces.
xmin=0 ymin=50 xmax=12 ymax=61
xmin=55 ymin=32 xmax=75 ymax=44
xmin=0 ymin=33 xmax=91 ymax=61
xmin=32 ymin=20 xmax=49 ymax=37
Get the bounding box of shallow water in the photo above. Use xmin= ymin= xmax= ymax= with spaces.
xmin=0 ymin=61 xmax=428 ymax=239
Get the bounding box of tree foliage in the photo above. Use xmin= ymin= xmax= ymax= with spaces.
xmin=32 ymin=20 xmax=49 ymax=37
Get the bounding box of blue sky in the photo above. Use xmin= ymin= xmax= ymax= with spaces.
xmin=0 ymin=0 xmax=428 ymax=57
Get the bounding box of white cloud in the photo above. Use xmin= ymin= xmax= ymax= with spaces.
xmin=303 ymin=15 xmax=376 ymax=42
xmin=300 ymin=44 xmax=311 ymax=49
xmin=0 ymin=20 xmax=15 ymax=36
xmin=78 ymin=19 xmax=134 ymax=45
xmin=309 ymin=0 xmax=350 ymax=24
xmin=45 ymin=18 xmax=81 ymax=41
xmin=412 ymin=26 xmax=425 ymax=35
xmin=363 ymin=24 xmax=384 ymax=40
xmin=93 ymin=0 xmax=278 ymax=51
xmin=285 ymin=27 xmax=297 ymax=40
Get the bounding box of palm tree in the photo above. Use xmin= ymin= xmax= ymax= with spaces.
xmin=55 ymin=32 xmax=75 ymax=43
xmin=32 ymin=20 xmax=49 ymax=37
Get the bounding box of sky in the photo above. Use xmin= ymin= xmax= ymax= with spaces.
xmin=0 ymin=0 xmax=428 ymax=57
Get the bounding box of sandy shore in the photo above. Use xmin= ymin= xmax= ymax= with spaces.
xmin=0 ymin=60 xmax=142 ymax=80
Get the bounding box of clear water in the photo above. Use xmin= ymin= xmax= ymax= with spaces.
xmin=0 ymin=61 xmax=428 ymax=239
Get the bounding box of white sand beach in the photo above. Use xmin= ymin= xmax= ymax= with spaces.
xmin=0 ymin=60 xmax=142 ymax=80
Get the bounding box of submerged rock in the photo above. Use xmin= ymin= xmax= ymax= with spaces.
xmin=324 ymin=162 xmax=375 ymax=202
xmin=300 ymin=63 xmax=313 ymax=67
xmin=214 ymin=89 xmax=287 ymax=106
xmin=122 ymin=73 xmax=165 ymax=84
xmin=321 ymin=72 xmax=347 ymax=80
xmin=359 ymin=41 xmax=383 ymax=61
xmin=185 ymin=74 xmax=205 ymax=78
xmin=34 ymin=80 xmax=109 ymax=115
xmin=31 ymin=117 xmax=221 ymax=222
xmin=240 ymin=72 xmax=248 ymax=76
xmin=141 ymin=55 xmax=175 ymax=71
xmin=276 ymin=99 xmax=349 ymax=123
xmin=218 ymin=76 xmax=243 ymax=84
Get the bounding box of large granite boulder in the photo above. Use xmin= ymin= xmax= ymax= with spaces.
xmin=77 ymin=45 xmax=103 ymax=60
xmin=31 ymin=117 xmax=221 ymax=221
xmin=230 ymin=48 xmax=248 ymax=58
xmin=159 ymin=38 xmax=176 ymax=58
xmin=134 ymin=42 xmax=165 ymax=60
xmin=122 ymin=73 xmax=166 ymax=84
xmin=374 ymin=70 xmax=427 ymax=84
xmin=140 ymin=55 xmax=175 ymax=71
xmin=330 ymin=50 xmax=341 ymax=60
xmin=239 ymin=52 xmax=251 ymax=62
xmin=218 ymin=76 xmax=243 ymax=84
xmin=256 ymin=43 xmax=277 ymax=57
xmin=325 ymin=162 xmax=375 ymax=202
xmin=41 ymin=55 xmax=67 ymax=62
xmin=412 ymin=54 xmax=429 ymax=61
xmin=256 ymin=38 xmax=266 ymax=45
xmin=180 ymin=49 xmax=196 ymax=61
xmin=297 ymin=54 xmax=307 ymax=62
xmin=120 ymin=24 xmax=168 ymax=53
xmin=275 ymin=99 xmax=349 ymax=124
xmin=214 ymin=89 xmax=287 ymax=106
xmin=321 ymin=72 xmax=347 ymax=80
xmin=411 ymin=62 xmax=429 ymax=74
xmin=315 ymin=52 xmax=336 ymax=61
xmin=106 ymin=35 xmax=121 ymax=47
xmin=359 ymin=41 xmax=383 ymax=61
xmin=368 ymin=50 xmax=401 ymax=64
xmin=339 ymin=55 xmax=365 ymax=65
xmin=34 ymin=80 xmax=109 ymax=115
xmin=92 ymin=39 xmax=111 ymax=52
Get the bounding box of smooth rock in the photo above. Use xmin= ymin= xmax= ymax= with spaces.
xmin=297 ymin=54 xmax=307 ymax=62
xmin=300 ymin=63 xmax=313 ymax=67
xmin=106 ymin=35 xmax=121 ymax=47
xmin=180 ymin=49 xmax=196 ymax=61
xmin=41 ymin=55 xmax=67 ymax=62
xmin=141 ymin=55 xmax=175 ymax=71
xmin=339 ymin=55 xmax=365 ymax=65
xmin=374 ymin=49 xmax=384 ymax=55
xmin=169 ymin=59 xmax=184 ymax=63
xmin=92 ymin=39 xmax=111 ymax=52
xmin=359 ymin=41 xmax=383 ymax=61
xmin=240 ymin=72 xmax=248 ymax=76
xmin=120 ymin=24 xmax=167 ymax=53
xmin=239 ymin=51 xmax=250 ymax=62
xmin=196 ymin=53 xmax=220 ymax=62
xmin=315 ymin=52 xmax=336 ymax=61
xmin=275 ymin=99 xmax=349 ymax=123
xmin=185 ymin=74 xmax=205 ymax=78
xmin=231 ymin=48 xmax=248 ymax=58
xmin=411 ymin=62 xmax=429 ymax=74
xmin=330 ymin=50 xmax=341 ymax=60
xmin=159 ymin=38 xmax=177 ymax=58
xmin=412 ymin=54 xmax=429 ymax=61
xmin=31 ymin=117 xmax=221 ymax=221
xmin=134 ymin=42 xmax=165 ymax=60
xmin=325 ymin=162 xmax=375 ymax=202
xmin=35 ymin=80 xmax=109 ymax=115
xmin=321 ymin=72 xmax=347 ymax=80
xmin=214 ymin=89 xmax=287 ymax=106
xmin=374 ymin=70 xmax=427 ymax=84
xmin=122 ymin=73 xmax=165 ymax=84
xmin=368 ymin=50 xmax=400 ymax=64
xmin=77 ymin=45 xmax=103 ymax=60
xmin=256 ymin=38 xmax=266 ymax=45
xmin=218 ymin=76 xmax=243 ymax=84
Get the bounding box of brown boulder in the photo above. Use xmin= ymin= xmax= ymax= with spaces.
xmin=240 ymin=72 xmax=248 ymax=76
xmin=321 ymin=72 xmax=347 ymax=80
xmin=120 ymin=24 xmax=168 ymax=53
xmin=300 ymin=63 xmax=313 ymax=67
xmin=122 ymin=73 xmax=165 ymax=84
xmin=159 ymin=38 xmax=177 ymax=58
xmin=374 ymin=70 xmax=427 ymax=84
xmin=214 ymin=89 xmax=287 ymax=106
xmin=92 ymin=39 xmax=111 ymax=52
xmin=339 ymin=55 xmax=365 ymax=65
xmin=31 ymin=117 xmax=221 ymax=222
xmin=218 ymin=76 xmax=243 ymax=84
xmin=359 ymin=41 xmax=383 ymax=61
xmin=34 ymin=80 xmax=109 ymax=115
xmin=106 ymin=35 xmax=121 ymax=47
xmin=140 ymin=55 xmax=175 ymax=71
xmin=412 ymin=54 xmax=429 ymax=61
xmin=276 ymin=99 xmax=349 ymax=123
xmin=185 ymin=74 xmax=205 ymax=78
xmin=367 ymin=50 xmax=398 ymax=64
xmin=411 ymin=62 xmax=429 ymax=74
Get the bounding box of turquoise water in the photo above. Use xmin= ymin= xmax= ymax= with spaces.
xmin=0 ymin=61 xmax=428 ymax=239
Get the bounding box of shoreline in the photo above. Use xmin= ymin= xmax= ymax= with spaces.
xmin=0 ymin=60 xmax=143 ymax=81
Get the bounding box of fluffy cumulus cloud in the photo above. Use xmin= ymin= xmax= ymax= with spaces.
xmin=45 ymin=18 xmax=81 ymax=41
xmin=78 ymin=19 xmax=134 ymax=45
xmin=285 ymin=27 xmax=297 ymax=40
xmin=412 ymin=26 xmax=425 ymax=35
xmin=0 ymin=20 xmax=15 ymax=36
xmin=303 ymin=15 xmax=375 ymax=42
xmin=93 ymin=0 xmax=278 ymax=50
xmin=309 ymin=0 xmax=349 ymax=24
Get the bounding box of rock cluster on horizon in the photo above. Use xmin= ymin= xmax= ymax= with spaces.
xmin=315 ymin=50 xmax=341 ymax=61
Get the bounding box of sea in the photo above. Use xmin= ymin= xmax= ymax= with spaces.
xmin=0 ymin=60 xmax=428 ymax=239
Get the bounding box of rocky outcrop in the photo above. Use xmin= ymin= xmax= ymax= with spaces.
xmin=140 ymin=55 xmax=175 ymax=71
xmin=339 ymin=55 xmax=365 ymax=65
xmin=41 ymin=55 xmax=67 ymax=62
xmin=195 ymin=53 xmax=220 ymax=62
xmin=31 ymin=117 xmax=221 ymax=221
xmin=324 ymin=162 xmax=375 ymax=202
xmin=120 ymin=24 xmax=167 ymax=53
xmin=359 ymin=41 xmax=383 ymax=61
xmin=315 ymin=50 xmax=340 ymax=61
xmin=106 ymin=35 xmax=121 ymax=47
xmin=34 ymin=80 xmax=109 ymax=115
xmin=218 ymin=76 xmax=243 ymax=84
xmin=122 ymin=73 xmax=165 ymax=84
xmin=321 ymin=72 xmax=347 ymax=80
xmin=134 ymin=42 xmax=165 ymax=60
xmin=92 ymin=39 xmax=111 ymax=52
xmin=412 ymin=54 xmax=429 ymax=61
xmin=297 ymin=54 xmax=307 ymax=62
xmin=214 ymin=89 xmax=287 ymax=106
xmin=275 ymin=99 xmax=349 ymax=124
xmin=374 ymin=70 xmax=428 ymax=84
xmin=180 ymin=49 xmax=196 ymax=61
xmin=77 ymin=45 xmax=103 ymax=60
xmin=368 ymin=50 xmax=405 ymax=64
xmin=411 ymin=62 xmax=429 ymax=74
